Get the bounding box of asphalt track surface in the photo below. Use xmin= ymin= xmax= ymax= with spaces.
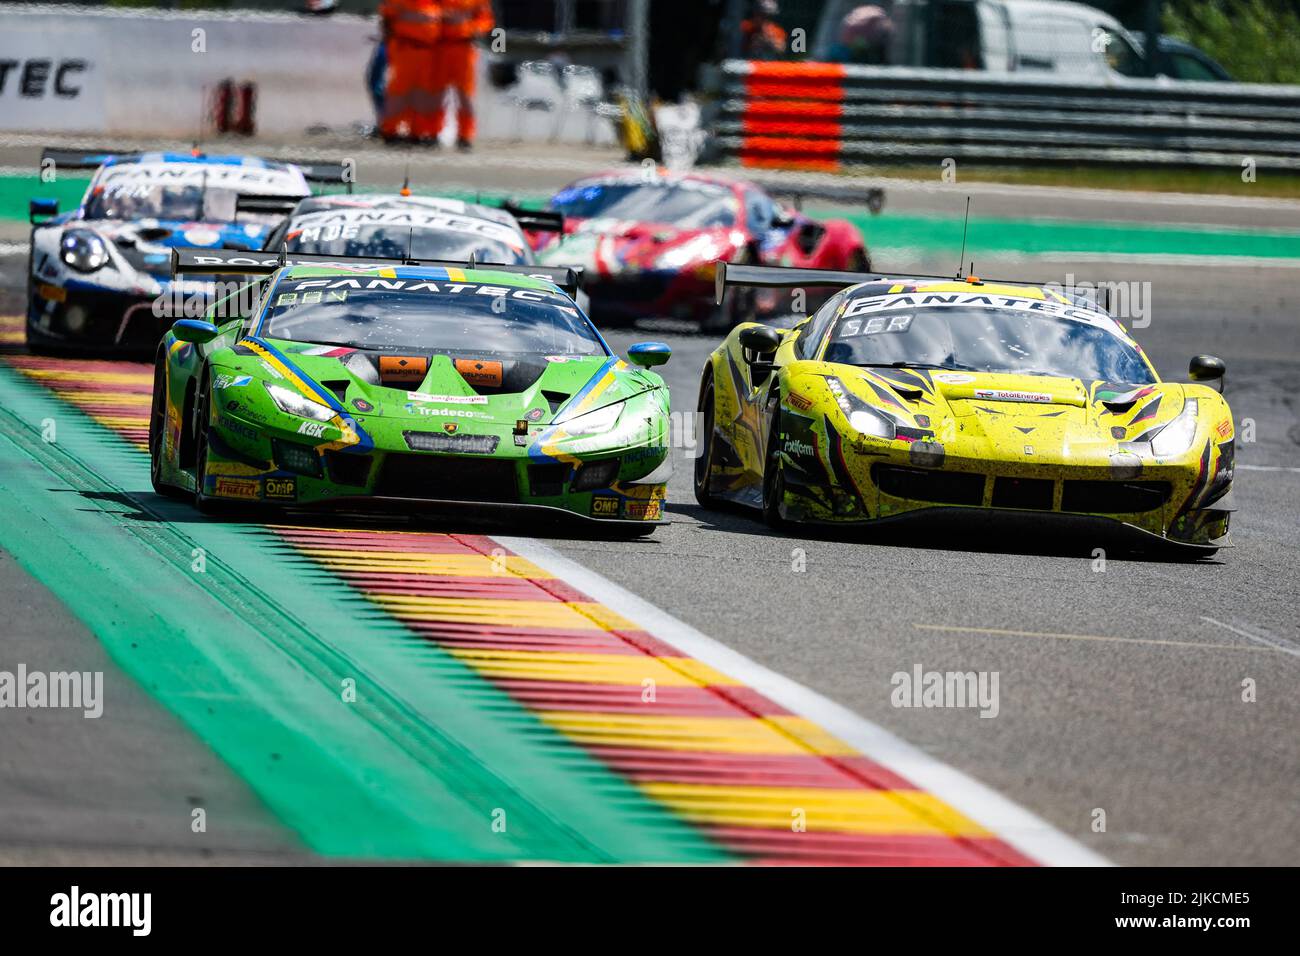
xmin=1 ymin=139 xmax=1297 ymax=866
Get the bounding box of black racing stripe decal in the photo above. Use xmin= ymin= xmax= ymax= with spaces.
xmin=1178 ymin=437 xmax=1213 ymax=516
xmin=1130 ymin=394 xmax=1162 ymax=425
xmin=861 ymin=375 xmax=909 ymax=412
xmin=872 ymin=367 xmax=932 ymax=397
xmin=826 ymin=424 xmax=865 ymax=503
xmin=894 ymin=425 xmax=936 ymax=443
xmin=1200 ymin=438 xmax=1235 ymax=508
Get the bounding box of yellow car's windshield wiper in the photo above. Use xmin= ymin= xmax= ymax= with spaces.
xmin=855 ymin=362 xmax=978 ymax=371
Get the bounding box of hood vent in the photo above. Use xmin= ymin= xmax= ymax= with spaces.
xmin=542 ymin=390 xmax=569 ymax=414
xmin=319 ymin=380 xmax=350 ymax=403
xmin=339 ymin=352 xmax=380 ymax=385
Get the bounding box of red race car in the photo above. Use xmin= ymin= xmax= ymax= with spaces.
xmin=533 ymin=169 xmax=878 ymax=330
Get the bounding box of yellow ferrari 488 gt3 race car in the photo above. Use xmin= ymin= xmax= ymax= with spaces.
xmin=695 ymin=264 xmax=1235 ymax=552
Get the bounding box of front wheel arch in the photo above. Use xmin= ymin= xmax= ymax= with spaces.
xmin=761 ymin=403 xmax=788 ymax=528
xmin=693 ymin=367 xmax=718 ymax=508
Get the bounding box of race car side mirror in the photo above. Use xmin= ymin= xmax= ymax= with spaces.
xmin=30 ymin=198 xmax=58 ymax=223
xmin=628 ymin=342 xmax=671 ymax=368
xmin=739 ymin=325 xmax=782 ymax=382
xmin=1189 ymin=354 xmax=1225 ymax=392
xmin=739 ymin=325 xmax=781 ymax=356
xmin=172 ymin=319 xmax=220 ymax=344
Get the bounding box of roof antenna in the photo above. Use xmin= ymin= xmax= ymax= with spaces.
xmin=468 ymin=252 xmax=477 ymax=269
xmin=406 ymin=227 xmax=414 ymax=264
xmin=400 ymin=165 xmax=412 ymax=197
xmin=278 ymin=238 xmax=287 ymax=268
xmin=956 ymin=196 xmax=971 ymax=279
xmin=196 ymin=166 xmax=208 ymax=222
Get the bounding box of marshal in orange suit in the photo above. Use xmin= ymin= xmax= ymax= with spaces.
xmin=434 ymin=0 xmax=494 ymax=149
xmin=379 ymin=0 xmax=443 ymax=142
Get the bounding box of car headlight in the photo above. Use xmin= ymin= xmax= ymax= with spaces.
xmin=264 ymin=383 xmax=335 ymax=422
xmin=654 ymin=235 xmax=720 ymax=271
xmin=60 ymin=230 xmax=110 ymax=272
xmin=558 ymin=402 xmax=623 ymax=435
xmin=826 ymin=376 xmax=897 ymax=441
xmin=1149 ymin=398 xmax=1199 ymax=457
xmin=849 ymin=408 xmax=896 ymax=441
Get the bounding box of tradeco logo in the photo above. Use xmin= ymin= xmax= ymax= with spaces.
xmin=0 ymin=59 xmax=89 ymax=99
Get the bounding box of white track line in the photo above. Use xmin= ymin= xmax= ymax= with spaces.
xmin=1200 ymin=616 xmax=1300 ymax=660
xmin=1237 ymin=463 xmax=1300 ymax=473
xmin=498 ymin=535 xmax=1111 ymax=867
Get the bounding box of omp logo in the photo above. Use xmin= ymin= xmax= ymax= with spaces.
xmin=264 ymin=478 xmax=296 ymax=500
xmin=591 ymin=496 xmax=619 ymax=516
xmin=0 ymin=59 xmax=88 ymax=99
xmin=50 ymin=886 xmax=151 ymax=936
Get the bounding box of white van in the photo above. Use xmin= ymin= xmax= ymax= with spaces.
xmin=814 ymin=0 xmax=1146 ymax=79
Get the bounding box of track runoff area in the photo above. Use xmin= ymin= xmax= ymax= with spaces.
xmin=0 ymin=158 xmax=1296 ymax=929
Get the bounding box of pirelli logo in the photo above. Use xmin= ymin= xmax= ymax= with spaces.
xmin=623 ymin=499 xmax=662 ymax=521
xmin=213 ymin=477 xmax=259 ymax=500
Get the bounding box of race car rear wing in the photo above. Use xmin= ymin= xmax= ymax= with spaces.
xmin=500 ymin=201 xmax=565 ymax=234
xmin=39 ymin=149 xmax=355 ymax=191
xmin=714 ymin=262 xmax=885 ymax=305
xmin=768 ymin=186 xmax=885 ymax=216
xmin=171 ymin=247 xmax=584 ymax=298
xmin=270 ymin=160 xmax=355 ymax=193
xmin=714 ymin=262 xmax=1112 ymax=313
xmin=40 ymin=148 xmax=137 ymax=171
xmin=234 ymin=194 xmax=305 ymax=218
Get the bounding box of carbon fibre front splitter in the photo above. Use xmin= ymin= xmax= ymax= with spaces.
xmin=218 ymin=493 xmax=670 ymax=531
xmin=786 ymin=505 xmax=1230 ymax=553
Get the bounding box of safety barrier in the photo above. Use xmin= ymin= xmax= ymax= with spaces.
xmin=702 ymin=60 xmax=1300 ymax=172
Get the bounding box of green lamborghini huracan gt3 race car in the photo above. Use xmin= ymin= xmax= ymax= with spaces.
xmin=148 ymin=248 xmax=672 ymax=532
xmin=696 ymin=263 xmax=1236 ymax=552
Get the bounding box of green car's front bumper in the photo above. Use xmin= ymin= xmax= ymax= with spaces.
xmin=198 ymin=401 xmax=670 ymax=528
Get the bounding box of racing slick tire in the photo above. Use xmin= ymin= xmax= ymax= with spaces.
xmin=23 ymin=320 xmax=63 ymax=356
xmin=191 ymin=369 xmax=226 ymax=515
xmin=761 ymin=408 xmax=788 ymax=530
xmin=148 ymin=354 xmax=186 ymax=500
xmin=694 ymin=374 xmax=721 ymax=508
xmin=24 ymin=287 xmax=64 ymax=356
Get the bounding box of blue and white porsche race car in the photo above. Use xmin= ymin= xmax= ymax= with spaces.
xmin=26 ymin=149 xmax=345 ymax=352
